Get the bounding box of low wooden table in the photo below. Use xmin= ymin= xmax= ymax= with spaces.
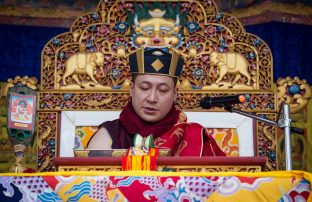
xmin=53 ymin=156 xmax=267 ymax=172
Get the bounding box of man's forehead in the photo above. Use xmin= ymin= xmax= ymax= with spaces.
xmin=135 ymin=74 xmax=174 ymax=85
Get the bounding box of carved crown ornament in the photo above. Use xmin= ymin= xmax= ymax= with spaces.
xmin=40 ymin=0 xmax=273 ymax=92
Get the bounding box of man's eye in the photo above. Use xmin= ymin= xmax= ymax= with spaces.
xmin=140 ymin=86 xmax=149 ymax=91
xmin=159 ymin=89 xmax=169 ymax=93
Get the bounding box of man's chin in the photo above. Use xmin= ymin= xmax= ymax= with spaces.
xmin=140 ymin=114 xmax=161 ymax=123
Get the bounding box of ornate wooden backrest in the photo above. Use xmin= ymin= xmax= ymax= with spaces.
xmin=38 ymin=0 xmax=276 ymax=171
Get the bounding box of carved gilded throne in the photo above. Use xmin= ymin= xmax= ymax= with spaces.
xmin=38 ymin=0 xmax=277 ymax=171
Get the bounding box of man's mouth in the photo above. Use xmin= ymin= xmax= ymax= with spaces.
xmin=143 ymin=106 xmax=157 ymax=114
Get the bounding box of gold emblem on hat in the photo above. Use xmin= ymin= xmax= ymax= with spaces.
xmin=151 ymin=59 xmax=164 ymax=71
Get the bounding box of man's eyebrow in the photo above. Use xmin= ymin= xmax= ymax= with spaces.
xmin=158 ymin=83 xmax=170 ymax=87
xmin=139 ymin=81 xmax=151 ymax=85
xmin=139 ymin=81 xmax=170 ymax=87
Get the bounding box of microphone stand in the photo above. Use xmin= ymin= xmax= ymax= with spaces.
xmin=222 ymin=103 xmax=303 ymax=171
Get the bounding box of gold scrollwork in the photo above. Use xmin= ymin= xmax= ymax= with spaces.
xmin=37 ymin=112 xmax=57 ymax=172
xmin=3 ymin=76 xmax=38 ymax=96
xmin=277 ymin=76 xmax=311 ymax=113
xmin=84 ymin=96 xmax=113 ymax=107
xmin=38 ymin=126 xmax=51 ymax=150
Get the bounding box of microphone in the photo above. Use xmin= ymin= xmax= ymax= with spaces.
xmin=200 ymin=95 xmax=246 ymax=109
xmin=290 ymin=127 xmax=304 ymax=135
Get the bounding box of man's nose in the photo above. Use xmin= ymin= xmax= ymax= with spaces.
xmin=146 ymin=89 xmax=158 ymax=102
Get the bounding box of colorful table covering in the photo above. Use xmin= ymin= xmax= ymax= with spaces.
xmin=0 ymin=171 xmax=311 ymax=201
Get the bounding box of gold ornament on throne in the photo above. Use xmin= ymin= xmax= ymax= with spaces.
xmin=3 ymin=76 xmax=38 ymax=96
xmin=49 ymin=1 xmax=265 ymax=92
xmin=131 ymin=9 xmax=182 ymax=49
xmin=61 ymin=52 xmax=106 ymax=88
xmin=277 ymin=76 xmax=311 ymax=113
xmin=203 ymin=51 xmax=253 ymax=89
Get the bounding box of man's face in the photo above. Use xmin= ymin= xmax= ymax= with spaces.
xmin=131 ymin=74 xmax=177 ymax=123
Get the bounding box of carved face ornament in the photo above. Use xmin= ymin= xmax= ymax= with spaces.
xmin=133 ymin=9 xmax=182 ymax=48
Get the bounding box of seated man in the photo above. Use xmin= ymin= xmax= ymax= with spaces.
xmin=88 ymin=48 xmax=225 ymax=156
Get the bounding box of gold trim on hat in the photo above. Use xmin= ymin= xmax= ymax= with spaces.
xmin=136 ymin=48 xmax=144 ymax=74
xmin=169 ymin=49 xmax=179 ymax=77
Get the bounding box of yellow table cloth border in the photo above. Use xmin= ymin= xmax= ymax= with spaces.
xmin=1 ymin=170 xmax=311 ymax=181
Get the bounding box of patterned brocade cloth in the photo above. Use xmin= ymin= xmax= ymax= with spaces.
xmin=0 ymin=171 xmax=311 ymax=201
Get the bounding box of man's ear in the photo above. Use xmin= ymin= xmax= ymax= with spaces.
xmin=130 ymin=81 xmax=134 ymax=96
xmin=173 ymin=87 xmax=178 ymax=102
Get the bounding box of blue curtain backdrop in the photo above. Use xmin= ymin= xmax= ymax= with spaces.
xmin=0 ymin=25 xmax=67 ymax=81
xmin=245 ymin=22 xmax=312 ymax=83
xmin=0 ymin=22 xmax=311 ymax=83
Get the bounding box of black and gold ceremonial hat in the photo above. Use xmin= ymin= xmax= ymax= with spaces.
xmin=128 ymin=48 xmax=184 ymax=78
